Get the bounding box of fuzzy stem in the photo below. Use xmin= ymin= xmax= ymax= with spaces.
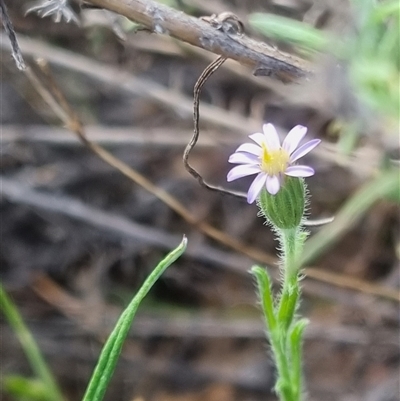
xmin=275 ymin=227 xmax=304 ymax=401
xmin=254 ymin=226 xmax=306 ymax=401
xmin=277 ymin=228 xmax=301 ymax=330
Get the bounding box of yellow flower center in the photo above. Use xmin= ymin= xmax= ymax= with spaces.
xmin=260 ymin=142 xmax=290 ymax=176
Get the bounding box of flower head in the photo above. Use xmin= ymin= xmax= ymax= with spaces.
xmin=227 ymin=123 xmax=320 ymax=204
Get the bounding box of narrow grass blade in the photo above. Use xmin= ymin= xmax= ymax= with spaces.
xmin=82 ymin=236 xmax=187 ymax=401
xmin=0 ymin=283 xmax=65 ymax=401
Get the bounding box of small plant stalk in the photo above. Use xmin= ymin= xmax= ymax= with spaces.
xmin=253 ymin=227 xmax=307 ymax=401
xmin=226 ymin=122 xmax=321 ymax=400
xmin=253 ymin=178 xmax=310 ymax=401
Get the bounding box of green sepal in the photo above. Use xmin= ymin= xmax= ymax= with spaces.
xmin=257 ymin=177 xmax=306 ymax=229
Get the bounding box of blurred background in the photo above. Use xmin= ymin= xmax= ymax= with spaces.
xmin=1 ymin=0 xmax=399 ymax=400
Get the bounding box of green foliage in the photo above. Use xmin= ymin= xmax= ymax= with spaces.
xmin=252 ymin=227 xmax=308 ymax=401
xmin=250 ymin=0 xmax=399 ymax=123
xmin=3 ymin=376 xmax=51 ymax=401
xmin=82 ymin=237 xmax=187 ymax=401
xmin=1 ymin=238 xmax=186 ymax=401
xmin=289 ymin=319 xmax=308 ymax=400
xmin=348 ymin=0 xmax=399 ymax=120
xmin=249 ymin=13 xmax=329 ymax=53
xmin=157 ymin=0 xmax=179 ymax=7
xmin=251 ymin=266 xmax=277 ymax=332
xmin=0 ymin=283 xmax=65 ymax=401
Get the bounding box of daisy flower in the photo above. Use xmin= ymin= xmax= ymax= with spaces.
xmin=227 ymin=123 xmax=321 ymax=204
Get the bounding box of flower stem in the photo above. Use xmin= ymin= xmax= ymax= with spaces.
xmin=277 ymin=228 xmax=301 ymax=330
xmin=253 ymin=227 xmax=307 ymax=401
xmin=277 ymin=227 xmax=305 ymax=401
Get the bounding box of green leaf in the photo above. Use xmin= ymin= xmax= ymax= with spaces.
xmin=251 ymin=266 xmax=277 ymax=332
xmin=3 ymin=376 xmax=51 ymax=401
xmin=277 ymin=284 xmax=299 ymax=332
xmin=371 ymin=0 xmax=400 ymax=23
xmin=0 ymin=284 xmax=64 ymax=401
xmin=249 ymin=13 xmax=330 ymax=52
xmin=289 ymin=319 xmax=309 ymax=400
xmin=82 ymin=237 xmax=187 ymax=401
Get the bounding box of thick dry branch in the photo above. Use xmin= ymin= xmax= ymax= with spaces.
xmin=83 ymin=0 xmax=310 ymax=81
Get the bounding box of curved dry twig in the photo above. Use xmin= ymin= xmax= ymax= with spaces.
xmin=183 ymin=55 xmax=247 ymax=199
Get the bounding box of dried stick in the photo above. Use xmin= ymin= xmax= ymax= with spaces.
xmin=0 ymin=0 xmax=25 ymax=70
xmin=82 ymin=0 xmax=310 ymax=82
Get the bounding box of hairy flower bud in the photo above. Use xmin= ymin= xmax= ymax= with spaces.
xmin=257 ymin=177 xmax=306 ymax=229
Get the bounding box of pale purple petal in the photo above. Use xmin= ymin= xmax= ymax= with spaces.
xmin=235 ymin=143 xmax=261 ymax=156
xmin=228 ymin=152 xmax=259 ymax=164
xmin=290 ymin=139 xmax=321 ymax=162
xmin=227 ymin=164 xmax=261 ymax=182
xmin=263 ymin=123 xmax=280 ymax=151
xmin=266 ymin=175 xmax=281 ymax=195
xmin=282 ymin=125 xmax=307 ymax=154
xmin=249 ymin=132 xmax=265 ymax=146
xmin=285 ymin=165 xmax=315 ymax=177
xmin=247 ymin=173 xmax=267 ymax=203
xmin=227 ymin=123 xmax=320 ymax=198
